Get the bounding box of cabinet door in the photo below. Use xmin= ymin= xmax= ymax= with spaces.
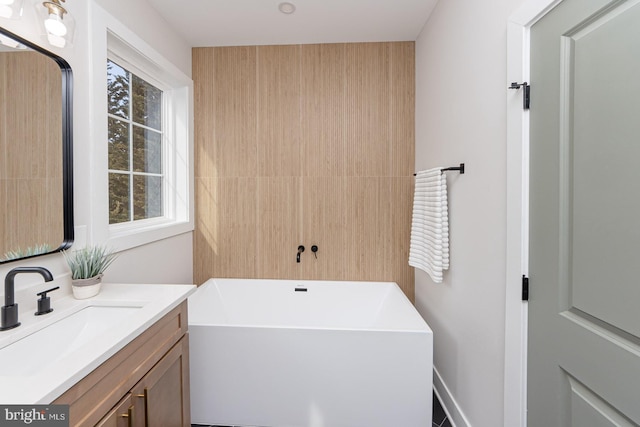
xmin=95 ymin=394 xmax=134 ymax=427
xmin=137 ymin=335 xmax=191 ymax=427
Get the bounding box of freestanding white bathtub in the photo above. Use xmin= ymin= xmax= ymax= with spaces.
xmin=188 ymin=278 xmax=433 ymax=427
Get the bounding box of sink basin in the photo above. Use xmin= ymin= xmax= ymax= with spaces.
xmin=0 ymin=305 xmax=141 ymax=376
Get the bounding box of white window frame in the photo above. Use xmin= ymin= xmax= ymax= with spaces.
xmin=107 ymin=57 xmax=166 ymax=228
xmin=89 ymin=10 xmax=194 ymax=252
xmin=105 ymin=51 xmax=171 ymax=229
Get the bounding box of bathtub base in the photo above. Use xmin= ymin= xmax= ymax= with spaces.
xmin=190 ymin=325 xmax=432 ymax=427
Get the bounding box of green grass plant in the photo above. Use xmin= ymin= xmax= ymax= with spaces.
xmin=62 ymin=245 xmax=118 ymax=280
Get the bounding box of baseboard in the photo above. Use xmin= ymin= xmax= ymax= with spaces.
xmin=433 ymin=367 xmax=473 ymax=427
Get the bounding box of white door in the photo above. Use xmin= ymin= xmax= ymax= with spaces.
xmin=528 ymin=0 xmax=640 ymax=425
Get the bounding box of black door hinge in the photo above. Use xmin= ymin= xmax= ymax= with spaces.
xmin=522 ymin=275 xmax=529 ymax=301
xmin=509 ymin=82 xmax=530 ymax=110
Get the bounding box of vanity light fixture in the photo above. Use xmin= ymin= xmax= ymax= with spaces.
xmin=0 ymin=0 xmax=24 ymax=20
xmin=278 ymin=2 xmax=296 ymax=14
xmin=38 ymin=0 xmax=74 ymax=48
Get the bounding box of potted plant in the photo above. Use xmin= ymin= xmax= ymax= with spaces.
xmin=62 ymin=245 xmax=118 ymax=299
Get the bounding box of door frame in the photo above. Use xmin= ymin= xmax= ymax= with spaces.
xmin=504 ymin=1 xmax=564 ymax=426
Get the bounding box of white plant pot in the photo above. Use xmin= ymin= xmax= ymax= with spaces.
xmin=71 ymin=275 xmax=103 ymax=299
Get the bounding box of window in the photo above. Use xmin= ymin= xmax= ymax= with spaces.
xmin=90 ymin=26 xmax=193 ymax=251
xmin=107 ymin=60 xmax=164 ymax=224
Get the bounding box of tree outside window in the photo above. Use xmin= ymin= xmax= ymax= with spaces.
xmin=107 ymin=59 xmax=163 ymax=224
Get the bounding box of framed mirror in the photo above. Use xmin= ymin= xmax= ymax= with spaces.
xmin=0 ymin=27 xmax=73 ymax=263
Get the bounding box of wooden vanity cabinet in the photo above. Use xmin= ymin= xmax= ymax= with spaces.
xmin=53 ymin=301 xmax=191 ymax=427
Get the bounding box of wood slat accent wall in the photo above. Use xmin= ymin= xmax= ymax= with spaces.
xmin=0 ymin=51 xmax=63 ymax=257
xmin=193 ymin=42 xmax=415 ymax=300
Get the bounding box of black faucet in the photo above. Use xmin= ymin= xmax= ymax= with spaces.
xmin=296 ymin=245 xmax=305 ymax=263
xmin=1 ymin=267 xmax=54 ymax=331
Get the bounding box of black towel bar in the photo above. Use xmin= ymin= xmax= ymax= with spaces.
xmin=414 ymin=163 xmax=465 ymax=176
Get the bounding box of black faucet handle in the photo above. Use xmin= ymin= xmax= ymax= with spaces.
xmin=37 ymin=286 xmax=60 ymax=298
xmin=35 ymin=286 xmax=59 ymax=316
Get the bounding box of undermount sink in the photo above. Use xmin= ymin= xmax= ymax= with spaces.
xmin=0 ymin=305 xmax=141 ymax=377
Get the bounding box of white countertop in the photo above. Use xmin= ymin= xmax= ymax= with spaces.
xmin=0 ymin=283 xmax=196 ymax=404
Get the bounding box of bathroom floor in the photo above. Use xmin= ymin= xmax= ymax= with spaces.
xmin=432 ymin=392 xmax=453 ymax=427
xmin=192 ymin=391 xmax=453 ymax=427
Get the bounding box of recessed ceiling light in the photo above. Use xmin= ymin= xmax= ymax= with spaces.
xmin=278 ymin=2 xmax=296 ymax=14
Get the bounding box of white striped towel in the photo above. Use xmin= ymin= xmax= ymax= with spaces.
xmin=409 ymin=167 xmax=450 ymax=283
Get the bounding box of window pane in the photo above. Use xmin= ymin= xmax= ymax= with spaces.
xmin=133 ymin=175 xmax=162 ymax=220
xmin=132 ymin=125 xmax=162 ymax=173
xmin=109 ymin=173 xmax=130 ymax=224
xmin=107 ymin=57 xmax=166 ymax=227
xmin=108 ymin=118 xmax=130 ymax=171
xmin=132 ymin=75 xmax=162 ymax=130
xmin=107 ymin=60 xmax=129 ymax=119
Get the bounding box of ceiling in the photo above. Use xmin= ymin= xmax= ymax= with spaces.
xmin=146 ymin=0 xmax=439 ymax=47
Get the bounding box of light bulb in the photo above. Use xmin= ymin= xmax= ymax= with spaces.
xmin=0 ymin=0 xmax=15 ymax=6
xmin=47 ymin=32 xmax=66 ymax=48
xmin=0 ymin=34 xmax=20 ymax=48
xmin=0 ymin=4 xmax=12 ymax=17
xmin=45 ymin=13 xmax=67 ymax=37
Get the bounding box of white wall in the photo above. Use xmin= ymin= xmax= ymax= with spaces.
xmin=94 ymin=0 xmax=191 ymax=77
xmin=104 ymin=233 xmax=193 ymax=284
xmin=414 ymin=0 xmax=525 ymax=426
xmin=0 ymin=0 xmax=193 ymax=300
